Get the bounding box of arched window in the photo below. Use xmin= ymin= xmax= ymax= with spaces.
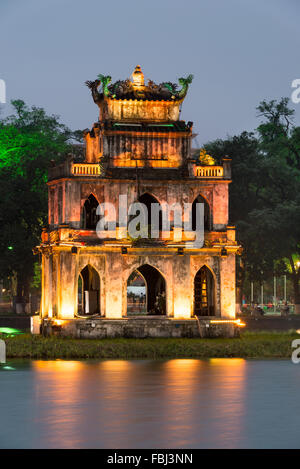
xmin=127 ymin=264 xmax=166 ymax=315
xmin=137 ymin=193 xmax=162 ymax=236
xmin=82 ymin=194 xmax=99 ymax=229
xmin=191 ymin=195 xmax=210 ymax=231
xmin=127 ymin=270 xmax=147 ymax=316
xmin=194 ymin=266 xmax=214 ymax=316
xmin=77 ymin=265 xmax=100 ymax=316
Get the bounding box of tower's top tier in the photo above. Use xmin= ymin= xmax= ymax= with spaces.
xmin=85 ymin=66 xmax=193 ymax=122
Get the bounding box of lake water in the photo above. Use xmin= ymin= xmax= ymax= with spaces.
xmin=0 ymin=359 xmax=299 ymax=449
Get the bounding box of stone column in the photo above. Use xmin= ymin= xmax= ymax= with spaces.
xmin=58 ymin=251 xmax=76 ymax=319
xmin=220 ymin=254 xmax=236 ymax=318
xmin=105 ymin=253 xmax=123 ymax=319
xmin=41 ymin=253 xmax=53 ymax=318
xmin=173 ymin=256 xmax=192 ymax=319
xmin=41 ymin=254 xmax=46 ymax=318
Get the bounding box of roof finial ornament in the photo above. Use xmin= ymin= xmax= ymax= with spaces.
xmin=131 ymin=65 xmax=144 ymax=87
xmin=85 ymin=68 xmax=193 ymax=104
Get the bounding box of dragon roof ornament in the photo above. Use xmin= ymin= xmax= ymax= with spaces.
xmin=85 ymin=66 xmax=193 ymax=104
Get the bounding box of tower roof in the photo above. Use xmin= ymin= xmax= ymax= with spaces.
xmin=86 ymin=66 xmax=193 ymax=103
xmin=85 ymin=66 xmax=193 ymax=122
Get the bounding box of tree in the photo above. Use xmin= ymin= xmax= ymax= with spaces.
xmin=203 ymin=99 xmax=300 ymax=312
xmin=255 ymin=98 xmax=300 ymax=312
xmin=0 ymin=100 xmax=73 ymax=306
xmin=203 ymin=132 xmax=264 ymax=307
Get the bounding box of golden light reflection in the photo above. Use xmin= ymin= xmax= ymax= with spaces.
xmin=159 ymin=357 xmax=247 ymax=447
xmin=32 ymin=360 xmax=87 ymax=449
xmin=98 ymin=360 xmax=134 ymax=371
xmin=33 ymin=360 xmax=85 ymax=372
xmin=31 ymin=358 xmax=248 ymax=448
xmin=159 ymin=359 xmax=203 ymax=447
xmin=206 ymin=358 xmax=247 ymax=446
xmin=209 ymin=357 xmax=246 ymax=367
xmin=163 ymin=358 xmax=201 ymax=371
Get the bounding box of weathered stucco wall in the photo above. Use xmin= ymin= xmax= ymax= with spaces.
xmin=41 ymin=317 xmax=240 ymax=339
xmin=100 ymin=97 xmax=182 ymax=122
xmin=48 ymin=179 xmax=230 ymax=233
xmin=41 ymin=248 xmax=236 ymax=320
xmin=213 ymin=183 xmax=229 ymax=229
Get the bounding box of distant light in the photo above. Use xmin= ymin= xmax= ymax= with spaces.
xmin=0 ymin=327 xmax=23 ymax=335
xmin=296 ymin=329 xmax=300 ymax=334
xmin=8 ymin=246 xmax=13 ymax=250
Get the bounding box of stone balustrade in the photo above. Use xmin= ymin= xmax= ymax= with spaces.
xmin=194 ymin=165 xmax=224 ymax=178
xmin=49 ymin=162 xmax=227 ymax=180
xmin=71 ymin=163 xmax=101 ymax=176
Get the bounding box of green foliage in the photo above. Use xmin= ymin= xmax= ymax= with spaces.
xmin=204 ymin=131 xmax=260 ymax=224
xmin=30 ymin=262 xmax=41 ymax=290
xmin=0 ymin=100 xmax=74 ymax=298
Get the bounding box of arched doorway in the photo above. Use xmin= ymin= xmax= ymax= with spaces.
xmin=127 ymin=270 xmax=147 ymax=316
xmin=127 ymin=264 xmax=166 ymax=315
xmin=82 ymin=194 xmax=99 ymax=229
xmin=191 ymin=195 xmax=210 ymax=231
xmin=194 ymin=266 xmax=214 ymax=316
xmin=78 ymin=265 xmax=100 ymax=316
xmin=138 ymin=193 xmax=162 ymax=237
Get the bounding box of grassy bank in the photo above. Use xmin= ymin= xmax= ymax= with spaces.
xmin=0 ymin=331 xmax=298 ymax=359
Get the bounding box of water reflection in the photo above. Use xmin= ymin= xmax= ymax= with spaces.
xmin=1 ymin=359 xmax=300 ymax=448
xmin=159 ymin=359 xmax=247 ymax=448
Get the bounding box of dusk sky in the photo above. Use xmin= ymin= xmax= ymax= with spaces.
xmin=1 ymin=0 xmax=300 ymax=145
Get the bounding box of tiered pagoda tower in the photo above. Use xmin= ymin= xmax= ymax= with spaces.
xmin=37 ymin=66 xmax=240 ymax=337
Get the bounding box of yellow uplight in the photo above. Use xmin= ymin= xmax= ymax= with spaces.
xmin=53 ymin=319 xmax=63 ymax=326
xmin=173 ymin=298 xmax=191 ymax=319
xmin=60 ymin=301 xmax=75 ymax=319
xmin=210 ymin=318 xmax=245 ymax=327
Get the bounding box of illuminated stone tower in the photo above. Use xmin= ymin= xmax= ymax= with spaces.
xmin=37 ymin=66 xmax=240 ymax=337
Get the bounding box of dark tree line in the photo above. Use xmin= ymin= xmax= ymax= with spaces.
xmin=203 ymin=98 xmax=300 ymax=312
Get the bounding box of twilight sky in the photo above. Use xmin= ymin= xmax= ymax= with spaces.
xmin=1 ymin=0 xmax=300 ymax=145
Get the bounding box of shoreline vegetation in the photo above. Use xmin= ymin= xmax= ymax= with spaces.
xmin=0 ymin=331 xmax=297 ymax=359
